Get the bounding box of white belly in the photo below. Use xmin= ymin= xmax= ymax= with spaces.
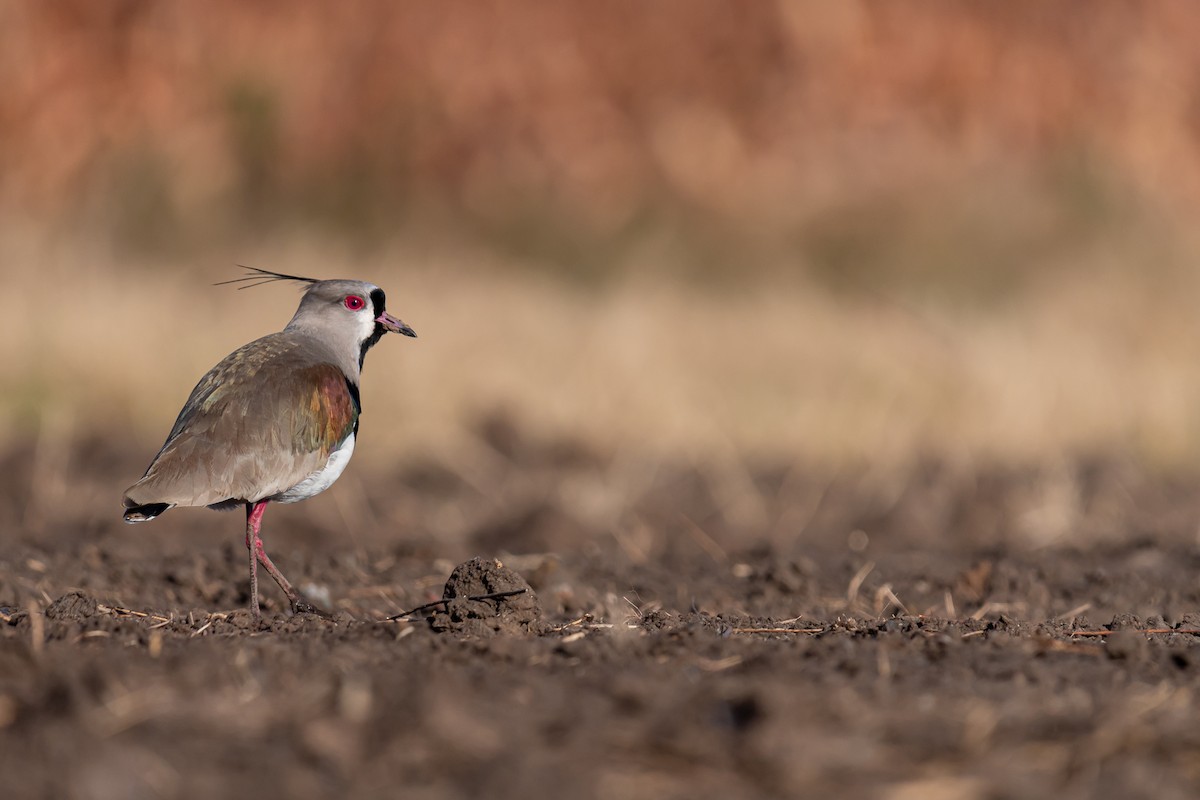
xmin=273 ymin=433 xmax=356 ymax=503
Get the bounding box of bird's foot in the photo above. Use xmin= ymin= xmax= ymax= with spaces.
xmin=288 ymin=595 xmax=333 ymax=619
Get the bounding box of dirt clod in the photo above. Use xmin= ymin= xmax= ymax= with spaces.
xmin=44 ymin=592 xmax=98 ymax=621
xmin=428 ymin=557 xmax=542 ymax=635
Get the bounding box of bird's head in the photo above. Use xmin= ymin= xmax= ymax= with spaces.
xmin=219 ymin=267 xmax=417 ymax=370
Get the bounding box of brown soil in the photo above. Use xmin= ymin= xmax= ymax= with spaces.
xmin=4 ymin=428 xmax=1200 ymax=799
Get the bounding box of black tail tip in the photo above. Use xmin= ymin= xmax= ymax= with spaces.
xmin=123 ymin=503 xmax=171 ymax=523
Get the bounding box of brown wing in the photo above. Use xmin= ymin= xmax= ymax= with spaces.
xmin=123 ymin=334 xmax=358 ymax=509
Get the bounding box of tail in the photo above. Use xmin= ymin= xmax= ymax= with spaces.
xmin=122 ymin=499 xmax=173 ymax=523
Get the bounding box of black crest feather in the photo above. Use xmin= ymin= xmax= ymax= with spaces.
xmin=215 ymin=266 xmax=320 ymax=290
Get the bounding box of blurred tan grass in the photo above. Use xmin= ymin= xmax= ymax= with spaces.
xmin=5 ymin=219 xmax=1200 ymax=474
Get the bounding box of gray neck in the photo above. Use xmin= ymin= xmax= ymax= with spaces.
xmin=284 ymin=322 xmax=364 ymax=383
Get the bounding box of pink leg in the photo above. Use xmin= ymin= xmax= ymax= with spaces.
xmin=255 ymin=538 xmax=299 ymax=602
xmin=244 ymin=500 xmax=269 ymax=621
xmin=244 ymin=499 xmax=329 ymax=618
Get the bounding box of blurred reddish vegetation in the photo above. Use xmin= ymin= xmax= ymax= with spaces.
xmin=4 ymin=1 xmax=1200 ymax=258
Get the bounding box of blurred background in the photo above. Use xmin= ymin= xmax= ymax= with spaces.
xmin=10 ymin=10 xmax=1200 ymax=797
xmin=6 ymin=1 xmax=1200 ymax=555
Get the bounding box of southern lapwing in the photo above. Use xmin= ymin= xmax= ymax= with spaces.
xmin=122 ymin=267 xmax=416 ymax=621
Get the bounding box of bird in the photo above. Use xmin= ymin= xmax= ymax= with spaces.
xmin=121 ymin=267 xmax=416 ymax=622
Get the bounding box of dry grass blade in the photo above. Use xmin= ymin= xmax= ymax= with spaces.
xmin=969 ymin=601 xmax=1022 ymax=621
xmin=697 ymin=655 xmax=743 ymax=672
xmin=846 ymin=562 xmax=875 ymax=608
xmin=97 ymin=604 xmax=172 ymax=624
xmin=552 ymin=616 xmax=617 ymax=632
xmin=874 ymin=584 xmax=908 ymax=616
xmin=679 ymin=513 xmax=728 ymax=563
xmin=1055 ymin=602 xmax=1092 ymax=621
xmin=27 ymin=600 xmax=44 ymax=659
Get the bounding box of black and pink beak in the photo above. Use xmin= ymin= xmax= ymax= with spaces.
xmin=376 ymin=311 xmax=417 ymax=338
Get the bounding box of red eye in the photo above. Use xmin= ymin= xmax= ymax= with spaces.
xmin=344 ymin=295 xmax=366 ymax=311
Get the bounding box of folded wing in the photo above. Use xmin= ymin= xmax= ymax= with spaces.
xmin=123 ymin=335 xmax=358 ymax=512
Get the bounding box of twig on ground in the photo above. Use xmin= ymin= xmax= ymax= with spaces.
xmin=1071 ymin=628 xmax=1200 ymax=637
xmin=386 ymin=589 xmax=527 ymax=621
